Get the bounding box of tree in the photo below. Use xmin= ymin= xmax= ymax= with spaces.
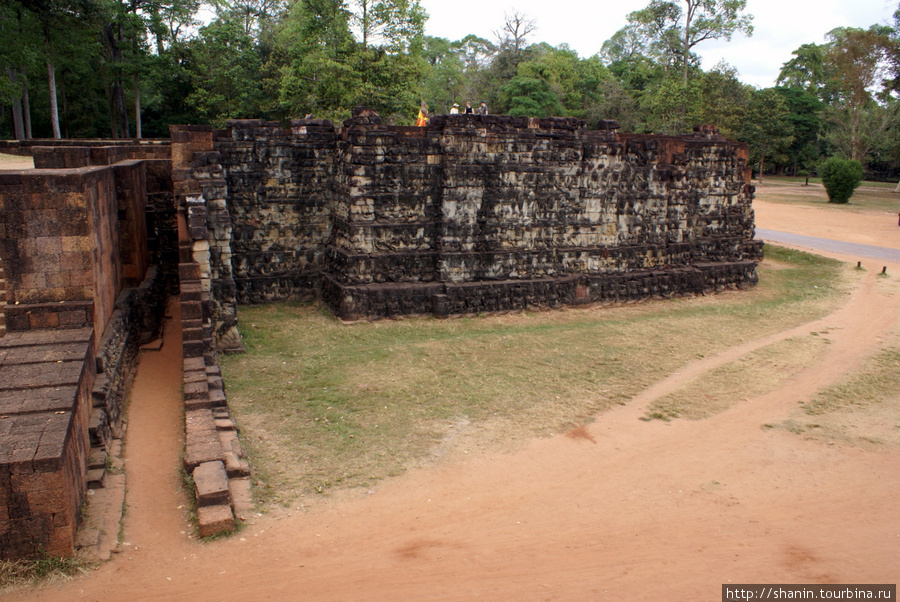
xmin=613 ymin=0 xmax=752 ymax=131
xmin=494 ymin=11 xmax=536 ymax=54
xmin=774 ymin=86 xmax=823 ymax=176
xmin=0 ymin=1 xmax=35 ymax=139
xmin=347 ymin=0 xmax=426 ymax=52
xmin=186 ymin=16 xmax=266 ymax=126
xmin=420 ymin=36 xmax=467 ymax=113
xmin=737 ymin=87 xmax=793 ymax=182
xmin=503 ymin=75 xmax=562 ymax=118
xmin=209 ymin=0 xmax=285 ymax=35
xmin=776 ymin=43 xmax=837 ymax=104
xmin=273 ymin=0 xmax=359 ymax=120
xmin=821 ymin=26 xmax=896 ymax=163
xmin=639 ymin=77 xmax=696 ymax=133
xmin=14 ymin=0 xmax=102 ymax=139
xmin=693 ymin=62 xmax=750 ymax=138
xmin=820 ymin=156 xmax=864 ymax=203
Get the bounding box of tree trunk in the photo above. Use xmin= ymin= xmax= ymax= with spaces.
xmin=21 ymin=69 xmax=32 ymax=139
xmin=758 ymin=146 xmax=766 ymax=184
xmin=47 ymin=57 xmax=61 ymax=139
xmin=6 ymin=68 xmax=25 ymax=140
xmin=134 ymin=74 xmax=141 ymax=139
xmin=60 ymin=72 xmax=69 ymax=138
xmin=103 ymin=22 xmax=130 ymax=138
xmin=680 ymin=0 xmax=693 ymax=133
xmin=115 ymin=79 xmax=129 ymax=138
xmin=108 ymin=86 xmax=118 ymax=138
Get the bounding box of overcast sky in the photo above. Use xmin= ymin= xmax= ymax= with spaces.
xmin=419 ymin=0 xmax=898 ymax=88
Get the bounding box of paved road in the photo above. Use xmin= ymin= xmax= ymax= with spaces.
xmin=755 ymin=227 xmax=900 ymax=264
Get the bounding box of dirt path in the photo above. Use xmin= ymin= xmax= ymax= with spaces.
xmin=12 ymin=195 xmax=900 ymax=601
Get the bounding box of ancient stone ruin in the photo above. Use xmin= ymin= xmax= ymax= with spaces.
xmin=0 ymin=111 xmax=762 ymax=560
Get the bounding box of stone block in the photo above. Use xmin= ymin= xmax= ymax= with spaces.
xmin=86 ymin=468 xmax=106 ymax=489
xmin=183 ymin=379 xmax=209 ymax=401
xmin=208 ymin=388 xmax=227 ymax=407
xmin=178 ymin=262 xmax=201 ymax=282
xmin=183 ymin=357 xmax=206 ymax=373
xmin=223 ymin=451 xmax=250 ymax=478
xmin=197 ymin=504 xmax=234 ymax=538
xmin=184 ymin=370 xmax=207 ymax=384
xmin=192 ymin=461 xmax=230 ymax=507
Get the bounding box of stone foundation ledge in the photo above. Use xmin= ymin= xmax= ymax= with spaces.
xmin=321 ymin=261 xmax=760 ymax=321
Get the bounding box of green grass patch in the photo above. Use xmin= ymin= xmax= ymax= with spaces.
xmin=220 ymin=244 xmax=848 ymax=506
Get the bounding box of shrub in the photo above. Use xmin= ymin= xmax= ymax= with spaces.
xmin=819 ymin=157 xmax=864 ymax=204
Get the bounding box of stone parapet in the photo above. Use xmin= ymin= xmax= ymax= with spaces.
xmin=0 ymin=328 xmax=94 ymax=560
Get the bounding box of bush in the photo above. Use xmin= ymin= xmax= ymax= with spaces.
xmin=819 ymin=157 xmax=864 ymax=204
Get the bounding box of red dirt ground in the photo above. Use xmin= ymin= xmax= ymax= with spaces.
xmin=9 ymin=193 xmax=900 ymax=601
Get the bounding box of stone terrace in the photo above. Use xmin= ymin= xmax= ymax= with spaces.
xmin=0 ymin=328 xmax=94 ymax=558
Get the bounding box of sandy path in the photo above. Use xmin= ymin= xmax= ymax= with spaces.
xmin=12 ymin=191 xmax=900 ymax=601
xmin=0 ymin=154 xmax=34 ymax=171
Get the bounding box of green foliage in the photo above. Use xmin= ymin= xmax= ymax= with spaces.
xmin=503 ymin=76 xmax=562 ymax=117
xmin=693 ymin=63 xmax=750 ymax=138
xmin=186 ymin=16 xmax=265 ymax=126
xmin=640 ymin=76 xmax=700 ymax=134
xmin=776 ymin=43 xmax=836 ymax=103
xmin=270 ymin=0 xmax=426 ymax=123
xmin=0 ymin=0 xmax=896 ymax=190
xmin=819 ymin=156 xmax=864 ymax=203
xmin=737 ymin=87 xmax=794 ymax=180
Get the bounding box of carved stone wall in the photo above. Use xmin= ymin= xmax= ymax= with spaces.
xmin=216 ymin=119 xmax=336 ymax=304
xmin=212 ymin=114 xmax=761 ymax=322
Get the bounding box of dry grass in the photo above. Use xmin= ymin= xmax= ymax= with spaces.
xmin=220 ymin=245 xmax=849 ymax=509
xmin=646 ymin=335 xmax=831 ymax=421
xmin=764 ymin=341 xmax=900 ymax=448
xmin=0 ymin=555 xmax=92 ymax=593
xmin=755 ymin=176 xmax=899 ymax=214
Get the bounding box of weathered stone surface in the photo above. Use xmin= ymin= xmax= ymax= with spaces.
xmin=183 ymin=409 xmax=224 ymax=470
xmin=205 ymin=115 xmax=761 ymax=323
xmin=192 ymin=460 xmax=230 ymax=507
xmin=197 ymin=504 xmax=234 ymax=538
xmin=0 ymin=143 xmax=169 ymax=561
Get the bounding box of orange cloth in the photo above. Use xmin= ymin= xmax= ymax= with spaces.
xmin=416 ymin=110 xmax=427 ymax=127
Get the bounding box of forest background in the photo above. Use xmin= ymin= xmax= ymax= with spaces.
xmin=1 ymin=0 xmax=899 ymax=181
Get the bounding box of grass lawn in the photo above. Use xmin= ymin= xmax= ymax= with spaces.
xmin=755 ymin=176 xmax=899 ymax=214
xmin=220 ymin=245 xmax=851 ymax=508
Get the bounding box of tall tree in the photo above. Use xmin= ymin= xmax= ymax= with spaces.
xmin=774 ymin=86 xmax=823 ymax=176
xmin=494 ymin=11 xmax=536 ymax=54
xmin=186 ymin=15 xmax=266 ymax=126
xmin=738 ymin=87 xmax=793 ymax=182
xmin=274 ymin=0 xmax=356 ymax=120
xmin=776 ymin=43 xmax=837 ymax=103
xmin=611 ymin=0 xmax=752 ymax=131
xmin=693 ymin=62 xmax=750 ymax=138
xmin=18 ymin=0 xmax=99 ymax=139
xmin=821 ymin=26 xmax=895 ymax=162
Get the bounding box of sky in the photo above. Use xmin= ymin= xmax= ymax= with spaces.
xmin=418 ymin=0 xmax=899 ymax=89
